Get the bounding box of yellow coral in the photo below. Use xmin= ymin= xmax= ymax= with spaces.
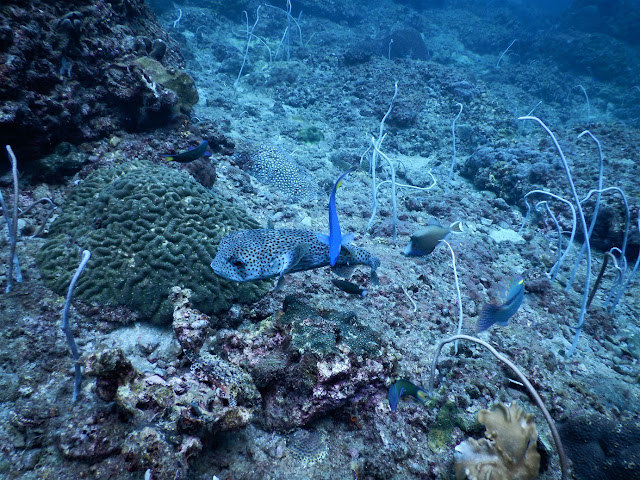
xmin=454 ymin=402 xmax=540 ymax=480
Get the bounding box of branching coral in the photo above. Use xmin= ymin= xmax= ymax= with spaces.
xmin=454 ymin=402 xmax=541 ymax=480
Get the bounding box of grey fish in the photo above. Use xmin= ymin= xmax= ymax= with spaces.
xmin=404 ymin=220 xmax=463 ymax=256
xmin=211 ymin=228 xmax=380 ymax=287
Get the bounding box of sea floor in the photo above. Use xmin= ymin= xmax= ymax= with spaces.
xmin=1 ymin=1 xmax=639 ymax=479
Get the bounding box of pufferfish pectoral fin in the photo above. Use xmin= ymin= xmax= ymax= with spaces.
xmin=272 ymin=242 xmax=310 ymax=292
xmin=268 ymin=242 xmax=310 ymax=275
xmin=317 ymin=233 xmax=330 ymax=245
xmin=286 ymin=242 xmax=310 ymax=273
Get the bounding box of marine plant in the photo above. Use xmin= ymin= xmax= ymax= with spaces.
xmin=440 ymin=240 xmax=464 ymax=353
xmin=520 ymin=190 xmax=576 ymax=281
xmin=447 ymin=102 xmax=463 ymax=189
xmin=587 ymin=250 xmax=619 ymax=309
xmin=234 ymin=5 xmax=265 ymax=90
xmin=61 ymin=249 xmax=91 ymax=403
xmin=171 ymin=8 xmax=182 ymax=29
xmin=573 ymin=84 xmax=591 ymax=122
xmin=518 ymin=116 xmax=592 ymax=357
xmin=234 ymin=1 xmax=303 ymax=90
xmin=607 ymin=213 xmax=640 ymax=312
xmin=520 ymin=118 xmax=638 ymax=355
xmin=564 ymin=130 xmax=604 ymax=289
xmin=531 ymin=200 xmax=564 ymax=278
xmin=265 ymin=0 xmax=303 ymax=61
xmin=496 ymin=38 xmax=517 ymax=68
xmin=2 ymin=146 xmax=58 ymax=292
xmin=2 ymin=145 xmax=21 ymax=292
xmin=366 ymin=82 xmax=398 ymax=236
xmin=574 ymin=186 xmax=631 ymax=309
xmin=365 ymin=82 xmax=437 ymax=243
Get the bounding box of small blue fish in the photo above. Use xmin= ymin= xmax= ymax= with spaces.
xmin=388 ymin=379 xmax=428 ymax=412
xmin=477 ymin=275 xmax=525 ymax=332
xmin=318 ymin=166 xmax=357 ymax=266
xmin=163 ymin=140 xmax=210 ymax=163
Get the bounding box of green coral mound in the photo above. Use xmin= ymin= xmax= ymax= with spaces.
xmin=428 ymin=399 xmax=463 ymax=453
xmin=36 ymin=160 xmax=269 ymax=324
xmin=330 ymin=311 xmax=383 ymax=357
xmin=282 ymin=296 xmax=383 ymax=357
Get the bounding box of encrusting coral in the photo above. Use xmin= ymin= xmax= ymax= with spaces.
xmin=454 ymin=401 xmax=541 ymax=480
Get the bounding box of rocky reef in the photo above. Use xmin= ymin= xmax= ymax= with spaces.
xmin=218 ymin=295 xmax=397 ymax=430
xmin=59 ymin=287 xmax=397 ymax=479
xmin=0 ymin=0 xmax=196 ymax=165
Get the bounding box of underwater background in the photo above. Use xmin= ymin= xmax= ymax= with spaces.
xmin=1 ymin=0 xmax=640 ymax=478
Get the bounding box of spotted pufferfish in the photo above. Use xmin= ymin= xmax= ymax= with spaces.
xmin=211 ymin=228 xmax=380 ymax=289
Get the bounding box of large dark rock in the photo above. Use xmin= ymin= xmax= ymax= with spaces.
xmin=0 ymin=0 xmax=194 ymax=165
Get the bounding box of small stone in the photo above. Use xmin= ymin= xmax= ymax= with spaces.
xmin=136 ymin=334 xmax=160 ymax=355
xmin=0 ymin=373 xmax=20 ymax=402
xmin=22 ymin=448 xmax=42 ymax=470
xmin=625 ymin=334 xmax=640 ymax=359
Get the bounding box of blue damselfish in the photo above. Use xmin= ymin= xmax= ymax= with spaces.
xmin=477 ymin=275 xmax=525 ymax=332
xmin=317 ymin=166 xmax=357 ymax=266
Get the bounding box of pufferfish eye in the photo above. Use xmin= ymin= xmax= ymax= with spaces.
xmin=231 ymin=259 xmax=243 ymax=268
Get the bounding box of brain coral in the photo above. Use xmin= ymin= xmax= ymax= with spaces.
xmin=36 ymin=160 xmax=269 ymax=324
xmin=559 ymin=413 xmax=640 ymax=480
